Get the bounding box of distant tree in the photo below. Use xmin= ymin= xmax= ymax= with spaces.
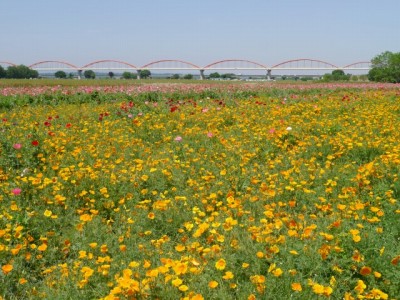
xmin=122 ymin=72 xmax=131 ymax=79
xmin=368 ymin=51 xmax=400 ymax=83
xmin=183 ymin=74 xmax=193 ymax=80
xmin=139 ymin=69 xmax=151 ymax=79
xmin=32 ymin=69 xmax=39 ymax=78
xmin=0 ymin=65 xmax=6 ymax=78
xmin=171 ymin=74 xmax=180 ymax=79
xmin=55 ymin=70 xmax=67 ymax=79
xmin=84 ymin=70 xmax=96 ymax=79
xmin=322 ymin=74 xmax=332 ymax=81
xmin=281 ymin=75 xmax=287 ymax=80
xmin=322 ymin=70 xmax=350 ymax=81
xmin=122 ymin=72 xmax=137 ymax=79
xmin=209 ymin=72 xmax=221 ymax=79
xmin=108 ymin=71 xmax=114 ymax=79
xmin=68 ymin=73 xmax=74 ymax=79
xmin=221 ymin=73 xmax=236 ymax=80
xmin=6 ymin=65 xmax=39 ymax=79
xmin=332 ymin=69 xmax=345 ymax=77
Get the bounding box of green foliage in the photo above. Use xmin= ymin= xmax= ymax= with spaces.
xmin=108 ymin=71 xmax=114 ymax=79
xmin=322 ymin=70 xmax=351 ymax=82
xmin=121 ymin=71 xmax=136 ymax=79
xmin=6 ymin=65 xmax=39 ymax=79
xmin=332 ymin=69 xmax=345 ymax=77
xmin=0 ymin=65 xmax=6 ymax=78
xmin=183 ymin=74 xmax=193 ymax=80
xmin=221 ymin=73 xmax=237 ymax=80
xmin=351 ymin=75 xmax=359 ymax=81
xmin=209 ymin=72 xmax=221 ymax=79
xmin=139 ymin=69 xmax=151 ymax=79
xmin=368 ymin=51 xmax=400 ymax=83
xmin=83 ymin=70 xmax=96 ymax=79
xmin=54 ymin=70 xmax=67 ymax=79
xmin=171 ymin=74 xmax=180 ymax=79
xmin=359 ymin=75 xmax=368 ymax=81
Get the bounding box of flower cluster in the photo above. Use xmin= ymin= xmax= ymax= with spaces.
xmin=0 ymin=84 xmax=399 ymax=299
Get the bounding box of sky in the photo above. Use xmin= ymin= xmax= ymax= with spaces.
xmin=1 ymin=0 xmax=399 ymax=68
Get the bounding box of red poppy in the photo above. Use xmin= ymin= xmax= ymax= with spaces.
xmin=170 ymin=106 xmax=178 ymax=113
xmin=44 ymin=121 xmax=51 ymax=127
xmin=66 ymin=123 xmax=72 ymax=128
xmin=31 ymin=140 xmax=39 ymax=146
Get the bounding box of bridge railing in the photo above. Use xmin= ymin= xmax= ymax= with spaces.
xmin=1 ymin=58 xmax=372 ymax=78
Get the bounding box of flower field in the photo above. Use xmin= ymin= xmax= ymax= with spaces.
xmin=0 ymin=83 xmax=399 ymax=299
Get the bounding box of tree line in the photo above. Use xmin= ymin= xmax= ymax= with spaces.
xmin=320 ymin=51 xmax=400 ymax=83
xmin=367 ymin=51 xmax=400 ymax=83
xmin=0 ymin=65 xmax=39 ymax=79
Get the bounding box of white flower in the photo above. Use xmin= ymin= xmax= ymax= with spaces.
xmin=286 ymin=126 xmax=292 ymax=131
xmin=21 ymin=168 xmax=30 ymax=177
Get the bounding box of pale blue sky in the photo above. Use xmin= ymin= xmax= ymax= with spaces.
xmin=1 ymin=0 xmax=399 ymax=67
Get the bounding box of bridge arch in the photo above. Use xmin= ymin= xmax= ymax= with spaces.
xmin=342 ymin=61 xmax=371 ymax=69
xmin=0 ymin=61 xmax=17 ymax=67
xmin=203 ymin=59 xmax=268 ymax=70
xmin=81 ymin=60 xmax=138 ymax=70
xmin=140 ymin=59 xmax=200 ymax=70
xmin=29 ymin=60 xmax=79 ymax=70
xmin=271 ymin=58 xmax=338 ymax=69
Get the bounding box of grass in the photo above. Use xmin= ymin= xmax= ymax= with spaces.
xmin=0 ymin=77 xmax=373 ymax=88
xmin=0 ymin=83 xmax=399 ymax=299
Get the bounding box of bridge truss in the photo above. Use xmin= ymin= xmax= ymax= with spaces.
xmin=1 ymin=59 xmax=372 ymax=78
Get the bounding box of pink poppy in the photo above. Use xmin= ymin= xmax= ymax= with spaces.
xmin=13 ymin=143 xmax=22 ymax=150
xmin=12 ymin=188 xmax=22 ymax=196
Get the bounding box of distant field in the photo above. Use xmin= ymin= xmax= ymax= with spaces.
xmin=0 ymin=82 xmax=399 ymax=299
xmin=0 ymin=78 xmax=368 ymax=88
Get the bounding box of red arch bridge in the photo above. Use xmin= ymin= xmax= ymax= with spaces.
xmin=1 ymin=59 xmax=371 ymax=79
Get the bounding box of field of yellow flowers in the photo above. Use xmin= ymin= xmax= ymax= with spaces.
xmin=0 ymin=83 xmax=399 ymax=299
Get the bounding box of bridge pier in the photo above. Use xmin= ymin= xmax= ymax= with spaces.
xmin=266 ymin=69 xmax=272 ymax=81
xmin=199 ymin=69 xmax=205 ymax=80
xmin=77 ymin=70 xmax=82 ymax=80
xmin=137 ymin=69 xmax=141 ymax=80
